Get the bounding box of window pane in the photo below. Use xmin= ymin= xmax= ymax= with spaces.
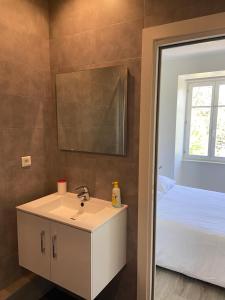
xmin=189 ymin=108 xmax=211 ymax=156
xmin=215 ymin=107 xmax=225 ymax=157
xmin=218 ymin=84 xmax=225 ymax=106
xmin=192 ymin=86 xmax=212 ymax=106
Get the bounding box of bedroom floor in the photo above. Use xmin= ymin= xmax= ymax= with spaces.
xmin=155 ymin=267 xmax=225 ymax=300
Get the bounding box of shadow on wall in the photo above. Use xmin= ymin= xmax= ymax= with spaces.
xmin=0 ymin=0 xmax=57 ymax=291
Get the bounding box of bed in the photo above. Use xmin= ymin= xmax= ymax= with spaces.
xmin=156 ymin=176 xmax=225 ymax=288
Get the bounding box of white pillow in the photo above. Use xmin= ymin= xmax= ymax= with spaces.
xmin=157 ymin=175 xmax=176 ymax=193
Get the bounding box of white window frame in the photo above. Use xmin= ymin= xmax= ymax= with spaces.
xmin=184 ymin=77 xmax=225 ymax=163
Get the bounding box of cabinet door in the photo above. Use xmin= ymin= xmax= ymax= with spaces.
xmin=17 ymin=211 xmax=51 ymax=279
xmin=50 ymin=222 xmax=91 ymax=300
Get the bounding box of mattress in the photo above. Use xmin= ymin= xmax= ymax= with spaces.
xmin=156 ymin=184 xmax=225 ymax=287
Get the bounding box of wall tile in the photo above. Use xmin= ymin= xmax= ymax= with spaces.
xmin=0 ymin=61 xmax=50 ymax=98
xmin=2 ymin=128 xmax=46 ymax=162
xmin=0 ymin=95 xmax=12 ymax=128
xmin=0 ymin=0 xmax=49 ymax=38
xmin=126 ymin=61 xmax=141 ymax=162
xmin=49 ymin=0 xmax=98 ymax=38
xmin=0 ymin=1 xmax=54 ymax=289
xmin=0 ymin=206 xmax=18 ymax=258
xmin=144 ymin=0 xmax=225 ymax=27
xmin=50 ymin=21 xmax=142 ymax=71
xmin=94 ymin=0 xmax=144 ymax=30
xmin=0 ymin=158 xmax=12 ymax=201
xmin=94 ymin=20 xmax=143 ymax=64
xmin=8 ymin=156 xmax=47 ymax=205
xmin=95 ymin=159 xmax=138 ymax=200
xmin=0 ymin=251 xmax=22 ymax=290
xmin=0 ymin=23 xmax=50 ymax=72
xmin=49 ymin=0 xmax=144 ymax=38
xmin=12 ymin=96 xmax=44 ymax=129
xmin=50 ymin=31 xmax=95 ymax=71
xmin=43 ymin=98 xmax=57 ymax=129
xmin=0 ymin=95 xmax=56 ymax=130
xmin=62 ymin=152 xmax=97 ymax=195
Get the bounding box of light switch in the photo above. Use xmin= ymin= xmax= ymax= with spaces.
xmin=21 ymin=156 xmax=31 ymax=168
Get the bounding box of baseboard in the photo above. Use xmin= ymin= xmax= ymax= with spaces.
xmin=0 ymin=273 xmax=53 ymax=300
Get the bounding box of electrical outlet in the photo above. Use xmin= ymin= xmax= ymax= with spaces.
xmin=21 ymin=156 xmax=31 ymax=168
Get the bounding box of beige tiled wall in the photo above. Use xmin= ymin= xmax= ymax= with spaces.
xmin=144 ymin=0 xmax=225 ymax=27
xmin=0 ymin=0 xmax=57 ymax=289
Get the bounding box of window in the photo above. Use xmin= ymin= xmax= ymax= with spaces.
xmin=184 ymin=78 xmax=225 ymax=162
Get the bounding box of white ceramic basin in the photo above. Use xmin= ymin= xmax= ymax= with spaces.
xmin=37 ymin=195 xmax=106 ymax=220
xmin=16 ymin=193 xmax=127 ymax=232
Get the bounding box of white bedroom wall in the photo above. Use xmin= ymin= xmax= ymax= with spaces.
xmin=174 ymin=77 xmax=187 ymax=182
xmin=158 ymin=64 xmax=176 ymax=178
xmin=158 ymin=48 xmax=225 ymax=192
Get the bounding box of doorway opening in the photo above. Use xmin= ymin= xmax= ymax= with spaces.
xmin=138 ymin=12 xmax=225 ymax=300
xmin=155 ymin=37 xmax=225 ymax=300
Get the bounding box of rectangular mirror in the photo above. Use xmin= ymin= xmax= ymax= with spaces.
xmin=56 ymin=65 xmax=127 ymax=155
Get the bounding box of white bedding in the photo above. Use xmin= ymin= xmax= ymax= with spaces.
xmin=156 ymin=184 xmax=225 ymax=287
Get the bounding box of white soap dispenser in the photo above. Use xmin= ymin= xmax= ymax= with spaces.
xmin=112 ymin=181 xmax=122 ymax=208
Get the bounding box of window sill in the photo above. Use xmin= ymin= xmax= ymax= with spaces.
xmin=183 ymin=159 xmax=225 ymax=165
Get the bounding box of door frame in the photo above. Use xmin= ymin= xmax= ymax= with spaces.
xmin=137 ymin=11 xmax=225 ymax=300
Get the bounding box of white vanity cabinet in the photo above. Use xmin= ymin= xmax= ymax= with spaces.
xmin=17 ymin=200 xmax=127 ymax=300
xmin=17 ymin=212 xmax=51 ymax=280
xmin=50 ymin=221 xmax=91 ymax=299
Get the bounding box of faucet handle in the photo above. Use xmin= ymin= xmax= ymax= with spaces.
xmin=75 ymin=185 xmax=90 ymax=201
xmin=75 ymin=185 xmax=89 ymax=193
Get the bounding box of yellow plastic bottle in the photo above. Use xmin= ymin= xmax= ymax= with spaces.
xmin=112 ymin=181 xmax=122 ymax=208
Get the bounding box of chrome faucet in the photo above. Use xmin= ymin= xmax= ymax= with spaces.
xmin=75 ymin=185 xmax=90 ymax=202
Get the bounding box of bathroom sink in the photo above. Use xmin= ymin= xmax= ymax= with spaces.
xmin=16 ymin=192 xmax=127 ymax=232
xmin=17 ymin=192 xmax=127 ymax=300
xmin=38 ymin=195 xmax=106 ymax=220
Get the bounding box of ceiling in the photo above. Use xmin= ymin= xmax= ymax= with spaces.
xmin=162 ymin=38 xmax=225 ymax=58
